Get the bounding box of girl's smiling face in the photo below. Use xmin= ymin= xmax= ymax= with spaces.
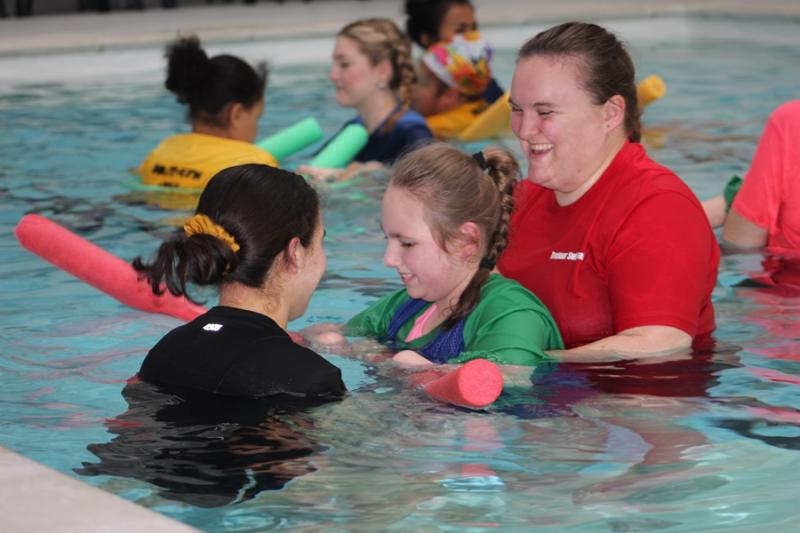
xmin=381 ymin=186 xmax=475 ymax=308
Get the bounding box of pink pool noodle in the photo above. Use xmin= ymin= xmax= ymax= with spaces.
xmin=422 ymin=359 xmax=504 ymax=409
xmin=16 ymin=214 xmax=307 ymax=343
xmin=15 ymin=214 xmax=207 ymax=321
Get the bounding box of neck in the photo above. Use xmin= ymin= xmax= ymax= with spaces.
xmin=434 ymin=265 xmax=480 ymax=321
xmin=358 ymin=91 xmax=400 ymax=133
xmin=192 ymin=122 xmax=244 ymax=142
xmin=555 ymin=133 xmax=627 ymax=206
xmin=218 ymin=282 xmax=289 ymax=329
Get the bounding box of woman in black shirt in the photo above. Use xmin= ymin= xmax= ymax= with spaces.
xmin=133 ymin=164 xmax=345 ymax=398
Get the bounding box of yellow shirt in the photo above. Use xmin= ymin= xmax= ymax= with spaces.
xmin=138 ymin=133 xmax=278 ymax=189
xmin=425 ymin=100 xmax=488 ymax=139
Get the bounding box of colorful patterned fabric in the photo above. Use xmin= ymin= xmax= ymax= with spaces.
xmin=423 ymin=31 xmax=492 ymax=97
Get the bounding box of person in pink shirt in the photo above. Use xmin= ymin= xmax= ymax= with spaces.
xmin=716 ymin=101 xmax=800 ymax=253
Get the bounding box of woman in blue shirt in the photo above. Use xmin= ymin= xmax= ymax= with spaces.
xmin=302 ymin=18 xmax=433 ymax=182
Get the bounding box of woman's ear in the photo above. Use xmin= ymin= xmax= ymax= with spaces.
xmin=283 ymin=237 xmax=305 ymax=273
xmin=457 ymin=221 xmax=481 ymax=260
xmin=603 ymin=94 xmax=626 ymax=131
xmin=375 ymin=57 xmax=393 ymax=88
xmin=226 ymin=102 xmax=244 ymax=127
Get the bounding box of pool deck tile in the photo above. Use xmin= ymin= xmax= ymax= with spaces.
xmin=0 ymin=446 xmax=200 ymax=532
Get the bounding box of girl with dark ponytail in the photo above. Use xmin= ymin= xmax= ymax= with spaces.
xmin=340 ymin=142 xmax=563 ymax=366
xmin=133 ymin=164 xmax=345 ymax=399
xmin=138 ymin=35 xmax=278 ymax=190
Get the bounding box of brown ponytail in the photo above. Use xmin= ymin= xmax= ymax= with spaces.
xmin=389 ymin=142 xmax=520 ymax=329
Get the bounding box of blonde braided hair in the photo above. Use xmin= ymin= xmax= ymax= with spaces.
xmin=339 ymin=18 xmax=417 ymax=132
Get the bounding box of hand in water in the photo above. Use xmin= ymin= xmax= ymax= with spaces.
xmin=392 ymin=350 xmax=433 ymax=367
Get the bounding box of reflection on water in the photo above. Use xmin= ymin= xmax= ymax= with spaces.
xmin=76 ymin=379 xmax=333 ymax=508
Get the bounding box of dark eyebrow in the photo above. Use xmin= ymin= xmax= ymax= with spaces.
xmin=508 ymin=97 xmax=555 ymax=108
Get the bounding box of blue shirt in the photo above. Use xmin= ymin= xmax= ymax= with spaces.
xmin=348 ymin=107 xmax=432 ymax=164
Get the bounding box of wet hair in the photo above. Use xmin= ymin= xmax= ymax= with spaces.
xmin=390 ymin=142 xmax=519 ymax=329
xmin=338 ymin=18 xmax=416 ymax=133
xmin=404 ymin=0 xmax=474 ymax=48
xmin=133 ymin=164 xmax=320 ymax=302
xmin=164 ymin=35 xmax=268 ymax=129
xmin=517 ymin=22 xmax=641 ymax=142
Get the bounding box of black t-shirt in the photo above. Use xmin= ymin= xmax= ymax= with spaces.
xmin=139 ymin=306 xmax=346 ymax=399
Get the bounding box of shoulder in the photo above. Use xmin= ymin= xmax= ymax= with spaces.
xmin=394 ymin=110 xmax=433 ymax=136
xmin=476 ymin=274 xmax=550 ymax=311
xmin=395 ymin=109 xmax=428 ymax=126
xmin=225 ymin=337 xmax=345 ymax=397
xmin=465 ymin=276 xmax=556 ymax=331
xmin=771 ymin=100 xmax=800 ymax=124
xmin=610 ymin=143 xmax=701 ymax=211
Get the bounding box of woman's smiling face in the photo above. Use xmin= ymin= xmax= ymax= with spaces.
xmin=510 ymin=55 xmax=615 ymax=199
xmin=329 ymin=36 xmax=385 ymax=109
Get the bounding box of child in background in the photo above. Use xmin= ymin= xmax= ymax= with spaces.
xmin=405 ymin=0 xmax=505 ymax=104
xmin=412 ymin=32 xmax=493 ymax=139
xmin=133 ymin=164 xmax=345 ymax=399
xmin=313 ymin=143 xmax=563 ymax=367
xmin=139 ymin=36 xmax=277 ymax=189
xmin=301 ymin=18 xmax=433 ymax=182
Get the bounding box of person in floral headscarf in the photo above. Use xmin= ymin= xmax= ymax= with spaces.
xmin=411 ymin=32 xmax=493 ymax=139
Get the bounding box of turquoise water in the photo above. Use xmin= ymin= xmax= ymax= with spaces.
xmin=2 ymin=16 xmax=800 ymax=532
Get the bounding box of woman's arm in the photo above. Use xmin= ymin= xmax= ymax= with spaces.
xmin=550 ymin=325 xmax=691 ymax=363
xmin=701 ymin=195 xmax=727 ymax=228
xmin=722 ymin=208 xmax=769 ymax=248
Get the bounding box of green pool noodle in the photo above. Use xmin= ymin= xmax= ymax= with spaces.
xmin=255 ymin=117 xmax=323 ymax=161
xmin=308 ymin=123 xmax=369 ymax=168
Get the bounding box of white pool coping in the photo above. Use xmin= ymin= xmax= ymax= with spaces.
xmin=0 ymin=0 xmax=799 ymax=57
xmin=1 ymin=1 xmax=799 ymax=532
xmin=0 ymin=446 xmax=200 ymax=532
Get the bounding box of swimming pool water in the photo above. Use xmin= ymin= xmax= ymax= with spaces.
xmin=2 ymin=15 xmax=800 ymax=532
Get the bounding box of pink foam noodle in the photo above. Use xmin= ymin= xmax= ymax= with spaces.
xmin=15 ymin=213 xmax=207 ymax=321
xmin=422 ymin=358 xmax=504 ymax=409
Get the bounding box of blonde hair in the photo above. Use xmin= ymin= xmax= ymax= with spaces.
xmin=339 ymin=18 xmax=416 ymax=132
xmin=390 ymin=142 xmax=519 ymax=328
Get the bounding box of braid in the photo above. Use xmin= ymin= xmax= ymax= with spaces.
xmin=441 ymin=147 xmax=519 ymax=329
xmin=482 ymin=147 xmax=518 ymax=266
xmin=382 ymin=21 xmax=417 ymax=133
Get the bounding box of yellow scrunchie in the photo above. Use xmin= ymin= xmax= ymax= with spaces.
xmin=183 ymin=214 xmax=240 ymax=253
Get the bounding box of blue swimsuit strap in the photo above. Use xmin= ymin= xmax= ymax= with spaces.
xmin=385 ymin=298 xmax=466 ymax=364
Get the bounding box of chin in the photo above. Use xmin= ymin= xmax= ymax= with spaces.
xmin=334 ymin=92 xmax=353 ymax=108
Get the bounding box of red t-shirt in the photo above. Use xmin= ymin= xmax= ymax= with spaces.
xmin=732 ymin=100 xmax=800 ymax=255
xmin=498 ymin=142 xmax=719 ymax=348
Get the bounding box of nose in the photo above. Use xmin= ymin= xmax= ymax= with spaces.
xmin=383 ymin=240 xmax=400 ymax=268
xmin=513 ymin=111 xmax=541 ymax=143
xmin=328 ymin=64 xmax=338 ymax=83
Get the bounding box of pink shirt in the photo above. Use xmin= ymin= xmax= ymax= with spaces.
xmin=733 ymin=100 xmax=800 ymax=254
xmin=405 ymin=303 xmax=438 ymax=342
